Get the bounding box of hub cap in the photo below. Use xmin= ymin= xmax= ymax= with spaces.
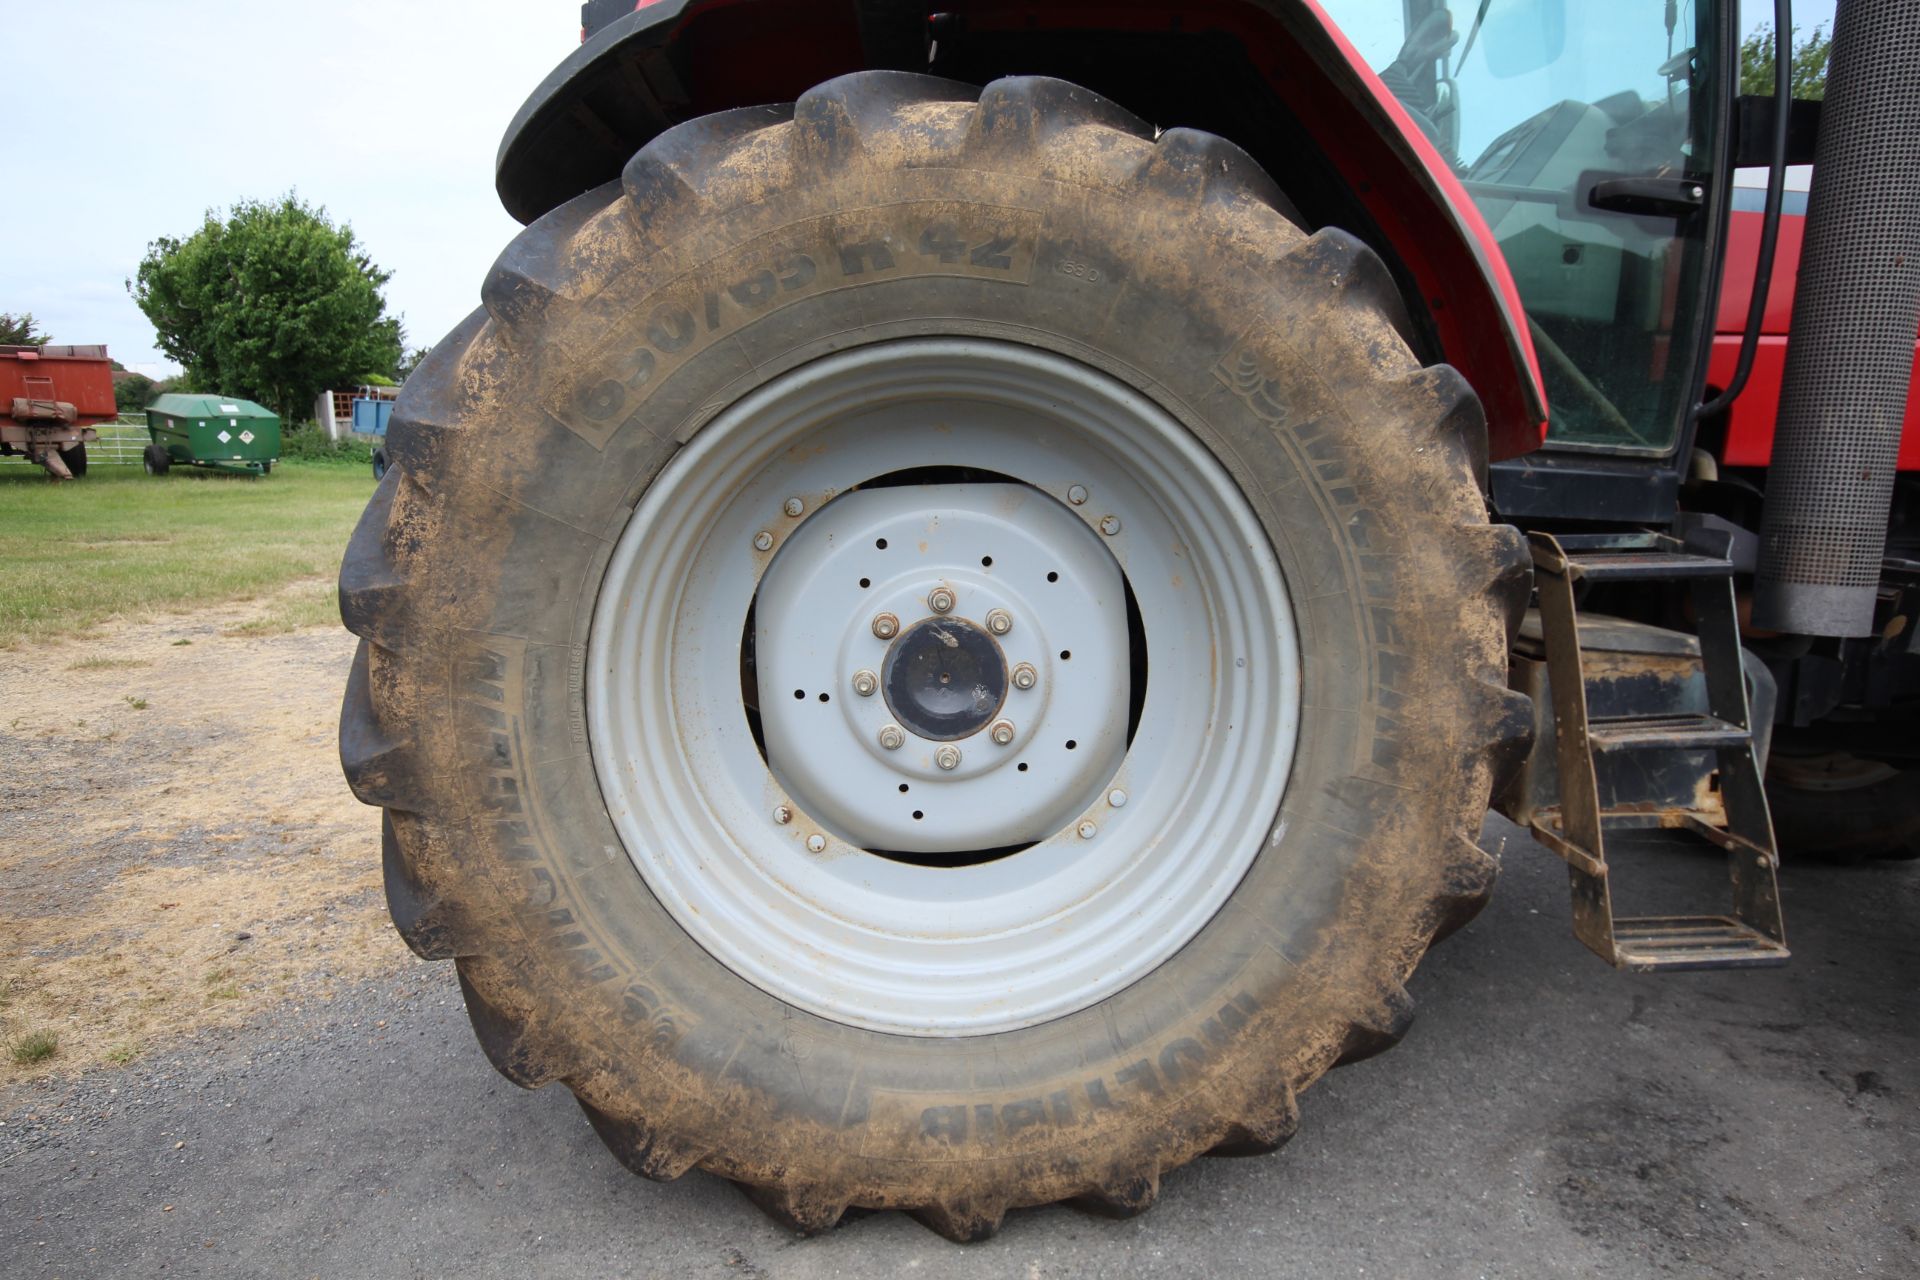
xmin=885 ymin=615 xmax=1006 ymax=742
xmin=588 ymin=339 xmax=1300 ymax=1035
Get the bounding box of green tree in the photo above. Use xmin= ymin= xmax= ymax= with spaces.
xmin=394 ymin=345 xmax=431 ymax=382
xmin=113 ymin=371 xmax=157 ymax=412
xmin=1740 ymin=23 xmax=1832 ymax=100
xmin=128 ymin=193 xmax=402 ymax=417
xmin=1 ymin=312 xmax=51 ymax=346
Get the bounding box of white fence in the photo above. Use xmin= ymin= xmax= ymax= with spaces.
xmin=0 ymin=416 xmax=150 ymax=467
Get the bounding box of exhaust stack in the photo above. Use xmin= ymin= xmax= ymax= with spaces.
xmin=1753 ymin=0 xmax=1920 ymax=637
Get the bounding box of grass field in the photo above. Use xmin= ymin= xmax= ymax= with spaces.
xmin=0 ymin=462 xmax=374 ymax=645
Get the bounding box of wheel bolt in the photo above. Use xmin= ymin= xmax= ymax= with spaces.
xmin=851 ymin=669 xmax=878 ymax=697
xmin=928 ymin=587 xmax=955 ymax=614
xmin=1108 ymin=789 xmax=1128 ymax=808
xmin=773 ymin=804 xmax=793 ymax=825
xmin=1077 ymin=821 xmax=1098 ymax=840
xmin=783 ymin=496 xmax=805 ymax=518
xmin=872 ymin=612 xmax=900 ymax=639
xmin=806 ymin=833 xmax=827 ymax=853
xmin=1099 ymin=515 xmax=1122 ymax=537
xmin=752 ymin=530 xmax=774 ymax=552
xmin=935 ymin=745 xmax=962 ymax=771
xmin=1012 ymin=662 xmax=1038 ymax=690
xmin=985 ymin=609 xmax=1013 ymax=635
xmin=1068 ymin=484 xmax=1089 ymax=506
xmin=878 ymin=724 xmax=905 ymax=750
xmin=990 ymin=720 xmax=1015 ymax=746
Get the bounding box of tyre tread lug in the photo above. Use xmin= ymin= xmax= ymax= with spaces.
xmin=482 ymin=182 xmax=624 ymax=331
xmin=579 ymin=1098 xmax=710 ymax=1181
xmin=1333 ymin=984 xmax=1417 ymax=1066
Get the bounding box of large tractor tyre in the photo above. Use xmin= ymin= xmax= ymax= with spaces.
xmin=1768 ymin=753 xmax=1920 ymax=863
xmin=340 ymin=73 xmax=1531 ymax=1239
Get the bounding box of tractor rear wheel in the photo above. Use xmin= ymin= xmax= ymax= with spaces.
xmin=339 ymin=72 xmax=1530 ymax=1238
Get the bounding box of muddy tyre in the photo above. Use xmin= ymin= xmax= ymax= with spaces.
xmin=340 ymin=73 xmax=1531 ymax=1238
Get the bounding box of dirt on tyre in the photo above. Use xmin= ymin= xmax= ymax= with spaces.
xmin=339 ymin=73 xmax=1531 ymax=1239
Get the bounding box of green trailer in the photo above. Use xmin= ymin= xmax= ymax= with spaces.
xmin=143 ymin=394 xmax=280 ymax=476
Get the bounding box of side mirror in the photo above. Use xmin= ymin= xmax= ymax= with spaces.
xmin=1478 ymin=0 xmax=1567 ymax=78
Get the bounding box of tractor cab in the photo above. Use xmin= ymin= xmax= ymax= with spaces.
xmin=1329 ymin=0 xmax=1730 ymax=480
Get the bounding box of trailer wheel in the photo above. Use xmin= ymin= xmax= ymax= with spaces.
xmin=142 ymin=444 xmax=170 ymax=476
xmin=370 ymin=448 xmax=386 ymax=480
xmin=340 ymin=73 xmax=1531 ymax=1238
xmin=59 ymin=443 xmax=87 ymax=478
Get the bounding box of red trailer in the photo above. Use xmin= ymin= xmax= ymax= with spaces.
xmin=1 ymin=344 xmax=119 ymax=479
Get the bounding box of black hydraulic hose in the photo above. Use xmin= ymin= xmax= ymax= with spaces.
xmin=1696 ymin=0 xmax=1792 ymax=421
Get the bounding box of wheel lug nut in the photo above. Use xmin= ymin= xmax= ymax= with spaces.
xmin=990 ymin=720 xmax=1015 ymax=746
xmin=935 ymin=745 xmax=962 ymax=771
xmin=783 ymin=496 xmax=805 ymax=518
xmin=773 ymin=804 xmax=793 ymax=825
xmin=1068 ymin=484 xmax=1089 ymax=506
xmin=985 ymin=609 xmax=1013 ymax=635
xmin=878 ymin=724 xmax=905 ymax=750
xmin=1099 ymin=515 xmax=1122 ymax=537
xmin=806 ymin=833 xmax=827 ymax=853
xmin=871 ymin=612 xmax=900 ymax=639
xmin=1012 ymin=662 xmax=1038 ymax=690
xmin=1108 ymin=789 xmax=1128 ymax=808
xmin=928 ymin=587 xmax=955 ymax=614
xmin=752 ymin=530 xmax=774 ymax=552
xmin=851 ymin=669 xmax=878 ymax=697
xmin=1078 ymin=821 xmax=1098 ymax=840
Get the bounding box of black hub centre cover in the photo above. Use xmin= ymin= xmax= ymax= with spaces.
xmin=883 ymin=616 xmax=1008 ymax=742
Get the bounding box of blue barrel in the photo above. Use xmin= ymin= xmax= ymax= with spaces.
xmin=350 ymin=397 xmax=395 ymax=436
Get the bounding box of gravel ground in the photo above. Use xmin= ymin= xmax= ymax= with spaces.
xmin=3 ymin=816 xmax=1915 ymax=1279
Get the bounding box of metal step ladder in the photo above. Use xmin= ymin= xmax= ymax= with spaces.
xmin=1528 ymin=529 xmax=1789 ymax=971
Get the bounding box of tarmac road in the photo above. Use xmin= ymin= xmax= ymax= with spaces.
xmin=3 ymin=815 xmax=1915 ymax=1279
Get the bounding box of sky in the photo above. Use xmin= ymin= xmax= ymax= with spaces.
xmin=3 ymin=1 xmax=569 ymax=377
xmin=2 ymin=1 xmax=1833 ymax=380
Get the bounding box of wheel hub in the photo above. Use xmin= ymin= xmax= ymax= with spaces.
xmin=753 ymin=483 xmax=1130 ymax=854
xmin=883 ymin=616 xmax=1007 ymax=742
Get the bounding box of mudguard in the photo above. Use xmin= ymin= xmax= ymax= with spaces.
xmin=496 ymin=0 xmax=1546 ymax=459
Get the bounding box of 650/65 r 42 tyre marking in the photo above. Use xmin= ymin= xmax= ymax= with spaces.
xmin=339 ymin=71 xmax=1532 ymax=1240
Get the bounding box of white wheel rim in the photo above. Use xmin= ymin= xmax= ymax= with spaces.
xmin=589 ymin=339 xmax=1299 ymax=1035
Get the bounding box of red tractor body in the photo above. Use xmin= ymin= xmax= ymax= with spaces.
xmin=1710 ymin=167 xmax=1920 ymax=471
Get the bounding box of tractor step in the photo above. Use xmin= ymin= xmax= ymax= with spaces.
xmin=1611 ymin=917 xmax=1790 ymax=971
xmin=1526 ymin=529 xmax=1787 ymax=971
xmin=1584 ymin=712 xmax=1752 ymax=751
xmin=1552 ymin=531 xmax=1735 ymax=582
